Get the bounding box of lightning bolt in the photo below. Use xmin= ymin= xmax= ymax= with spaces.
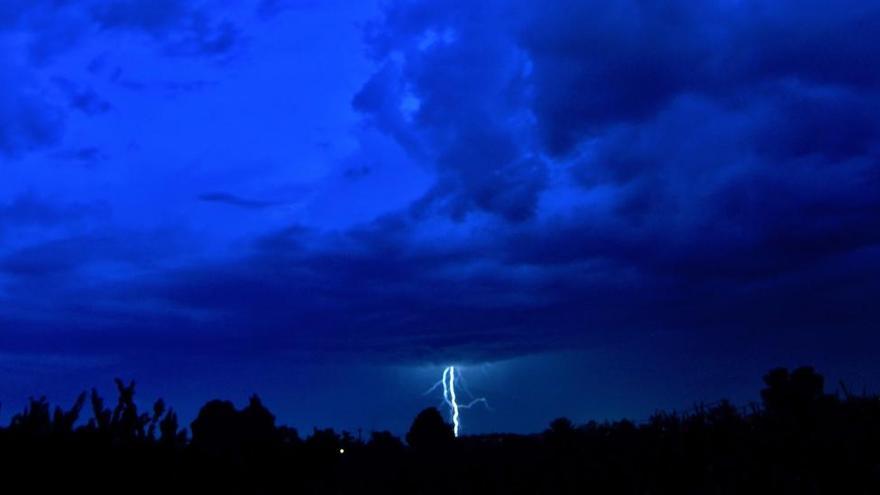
xmin=446 ymin=366 xmax=460 ymax=437
xmin=426 ymin=365 xmax=488 ymax=437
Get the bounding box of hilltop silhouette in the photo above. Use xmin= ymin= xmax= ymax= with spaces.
xmin=1 ymin=366 xmax=878 ymax=494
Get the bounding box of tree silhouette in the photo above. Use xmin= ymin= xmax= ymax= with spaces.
xmin=761 ymin=366 xmax=827 ymax=418
xmin=191 ymin=399 xmax=240 ymax=455
xmin=406 ymin=407 xmax=454 ymax=450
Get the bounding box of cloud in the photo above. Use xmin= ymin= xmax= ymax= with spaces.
xmin=256 ymin=0 xmax=320 ymax=20
xmin=51 ymin=77 xmax=113 ymax=115
xmin=354 ymin=0 xmax=880 ymax=200
xmin=0 ymin=93 xmax=64 ymax=158
xmin=91 ymin=0 xmax=243 ymax=57
xmin=1 ymin=0 xmax=878 ymax=366
xmin=333 ymin=0 xmax=880 ymax=357
xmin=51 ymin=146 xmax=107 ymax=164
xmin=1 ymin=234 xmax=135 ymax=278
xmin=355 ymin=0 xmax=880 ymax=235
xmin=517 ymin=0 xmax=880 ymax=156
xmin=0 ymin=63 xmax=65 ymax=157
xmin=198 ymin=192 xmax=286 ymax=210
xmin=11 ymin=206 xmax=871 ymax=363
xmin=343 ymin=165 xmax=373 ymax=180
xmin=90 ymin=0 xmax=188 ymax=32
xmin=2 ymin=1 xmax=242 ymax=64
xmin=0 ymin=1 xmax=244 ymax=159
xmin=353 ymin=1 xmax=543 ymax=222
xmin=0 ymin=194 xmax=98 ymax=231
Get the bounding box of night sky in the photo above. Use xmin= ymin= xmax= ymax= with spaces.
xmin=1 ymin=0 xmax=879 ymax=435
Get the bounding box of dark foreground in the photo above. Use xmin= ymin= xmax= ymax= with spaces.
xmin=1 ymin=366 xmax=878 ymax=494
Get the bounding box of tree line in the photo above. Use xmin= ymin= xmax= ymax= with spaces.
xmin=1 ymin=366 xmax=878 ymax=494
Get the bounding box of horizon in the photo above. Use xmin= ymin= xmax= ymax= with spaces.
xmin=3 ymin=351 xmax=876 ymax=436
xmin=0 ymin=363 xmax=868 ymax=438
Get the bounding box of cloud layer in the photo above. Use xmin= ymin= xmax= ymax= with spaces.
xmin=1 ymin=0 xmax=878 ymax=365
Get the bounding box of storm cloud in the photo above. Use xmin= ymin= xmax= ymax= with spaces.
xmin=1 ymin=0 xmax=878 ymax=368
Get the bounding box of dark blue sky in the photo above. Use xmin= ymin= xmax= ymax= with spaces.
xmin=1 ymin=0 xmax=879 ymax=435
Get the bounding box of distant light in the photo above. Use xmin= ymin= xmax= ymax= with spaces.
xmin=339 ymin=448 xmax=345 ymax=454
